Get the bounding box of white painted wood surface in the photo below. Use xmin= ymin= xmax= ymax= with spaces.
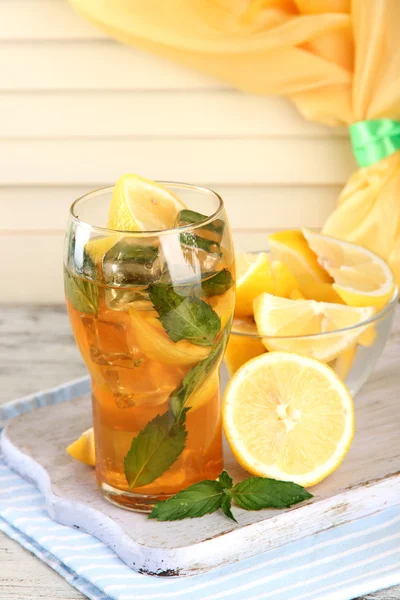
xmin=0 ymin=0 xmax=357 ymax=302
xmin=0 ymin=305 xmax=399 ymax=597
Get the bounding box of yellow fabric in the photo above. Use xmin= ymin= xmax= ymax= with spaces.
xmin=69 ymin=0 xmax=400 ymax=283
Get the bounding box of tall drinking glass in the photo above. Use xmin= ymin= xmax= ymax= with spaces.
xmin=64 ymin=183 xmax=235 ymax=511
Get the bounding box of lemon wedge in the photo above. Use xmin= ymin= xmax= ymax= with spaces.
xmin=223 ymin=352 xmax=354 ymax=487
xmin=85 ymin=174 xmax=186 ymax=264
xmin=66 ymin=428 xmax=95 ymax=467
xmin=331 ymin=344 xmax=357 ymax=380
xmin=108 ymin=174 xmax=185 ymax=231
xmin=209 ymin=288 xmax=236 ymax=330
xmin=289 ymin=288 xmax=306 ymax=300
xmin=271 ymin=260 xmax=299 ymax=298
xmin=187 ymin=369 xmax=220 ymax=410
xmin=268 ymin=230 xmax=332 ymax=283
xmin=253 ymin=293 xmax=375 ymax=362
xmin=235 ymin=252 xmax=274 ymax=317
xmin=85 ymin=236 xmax=119 ymax=265
xmin=303 ymin=229 xmax=396 ymax=310
xmin=225 ymin=318 xmax=265 ymax=375
xmin=128 ymin=308 xmax=210 ymax=366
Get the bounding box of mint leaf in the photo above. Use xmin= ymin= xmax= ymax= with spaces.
xmin=177 ymin=209 xmax=225 ymax=237
xmin=64 ymin=267 xmax=98 ymax=315
xmin=232 ymin=477 xmax=313 ymax=510
xmin=149 ymin=480 xmax=223 ymax=521
xmin=124 ymin=411 xmax=187 ymax=488
xmin=148 ymin=285 xmax=221 ymax=347
xmin=221 ymin=494 xmax=237 ymax=523
xmin=148 ymin=283 xmax=182 ymax=312
xmin=218 ymin=470 xmax=233 ymax=490
xmin=201 ymin=269 xmax=233 ymax=297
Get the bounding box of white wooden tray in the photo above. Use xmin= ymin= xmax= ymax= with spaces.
xmin=2 ymin=345 xmax=400 ymax=577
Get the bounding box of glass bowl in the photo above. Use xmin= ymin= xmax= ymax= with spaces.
xmin=226 ymin=287 xmax=398 ymax=398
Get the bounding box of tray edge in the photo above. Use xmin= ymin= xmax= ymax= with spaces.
xmin=2 ymin=422 xmax=400 ymax=577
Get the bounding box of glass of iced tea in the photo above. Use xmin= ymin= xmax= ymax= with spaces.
xmin=64 ymin=179 xmax=235 ymax=511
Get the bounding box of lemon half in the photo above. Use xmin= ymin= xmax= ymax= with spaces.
xmin=223 ymin=352 xmax=354 ymax=487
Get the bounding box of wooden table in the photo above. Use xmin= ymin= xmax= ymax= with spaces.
xmin=0 ymin=304 xmax=399 ymax=600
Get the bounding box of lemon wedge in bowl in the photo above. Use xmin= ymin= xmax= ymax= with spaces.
xmin=235 ymin=252 xmax=274 ymax=317
xmin=253 ymin=293 xmax=375 ymax=363
xmin=271 ymin=260 xmax=299 ymax=298
xmin=223 ymin=352 xmax=354 ymax=487
xmin=225 ymin=317 xmax=266 ymax=375
xmin=268 ymin=230 xmax=332 ymax=283
xmin=108 ymin=174 xmax=186 ymax=232
xmin=303 ymin=230 xmax=396 ymax=310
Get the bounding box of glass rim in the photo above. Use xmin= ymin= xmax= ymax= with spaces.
xmin=70 ymin=181 xmax=225 ymax=237
xmin=231 ymin=287 xmax=398 ymax=340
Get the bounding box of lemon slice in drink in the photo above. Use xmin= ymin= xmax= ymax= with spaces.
xmin=129 ymin=308 xmax=210 ymax=366
xmin=223 ymin=352 xmax=354 ymax=487
xmin=86 ymin=174 xmax=186 ymax=264
xmin=235 ymin=252 xmax=274 ymax=317
xmin=187 ymin=369 xmax=219 ymax=410
xmin=303 ymin=229 xmax=396 ymax=310
xmin=108 ymin=174 xmax=186 ymax=231
xmin=66 ymin=428 xmax=95 ymax=466
xmin=253 ymin=293 xmax=374 ymax=362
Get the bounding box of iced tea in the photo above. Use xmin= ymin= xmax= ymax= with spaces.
xmin=64 ymin=183 xmax=235 ymax=511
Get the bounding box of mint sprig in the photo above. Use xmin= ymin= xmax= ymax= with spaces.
xmin=149 ymin=470 xmax=312 ymax=522
xmin=148 ymin=284 xmax=221 ymax=346
xmin=124 ymin=331 xmax=227 ymax=489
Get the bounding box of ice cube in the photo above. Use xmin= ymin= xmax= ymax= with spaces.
xmin=103 ymin=361 xmax=184 ymax=409
xmin=179 ymin=232 xmax=223 ymax=273
xmin=159 ymin=233 xmax=222 ymax=287
xmin=175 ymin=209 xmax=225 ymax=243
xmin=105 ymin=287 xmax=151 ymax=311
xmin=81 ymin=316 xmax=144 ymax=368
xmin=102 ymin=238 xmax=163 ymax=286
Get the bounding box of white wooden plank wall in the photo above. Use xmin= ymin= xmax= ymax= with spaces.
xmin=0 ymin=0 xmax=356 ymax=303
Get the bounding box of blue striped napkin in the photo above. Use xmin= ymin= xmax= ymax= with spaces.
xmin=1 ymin=378 xmax=400 ymax=600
